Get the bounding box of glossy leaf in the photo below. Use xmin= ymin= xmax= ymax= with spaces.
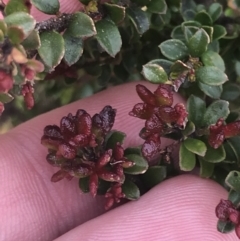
xmin=226 ymin=171 xmax=240 ymax=192
xmin=124 ymin=154 xmax=148 ymax=174
xmin=126 ymin=7 xmax=150 ymax=35
xmin=148 ymin=59 xmax=173 ymax=74
xmin=181 ymin=121 xmax=195 ymax=137
xmin=179 ymin=143 xmax=196 ymax=171
xmin=30 ymin=0 xmax=59 ymax=14
xmin=188 ymin=28 xmax=210 ymax=57
xmin=0 ymin=93 xmax=14 ymax=103
xmin=184 ymin=138 xmax=207 ymax=156
xmin=208 ymin=3 xmax=222 ymax=22
xmin=194 ymin=11 xmax=212 ymax=26
xmin=63 ymin=32 xmax=83 ymax=66
xmin=121 ymin=179 xmax=140 ymax=200
xmin=142 ymin=63 xmax=168 ymax=84
xmin=21 ymin=29 xmax=40 ymax=50
xmin=217 ymin=220 xmax=234 ymax=233
xmin=198 ymin=82 xmax=222 ymax=99
xmin=228 ymin=189 xmax=240 ymax=206
xmin=147 ymin=0 xmax=167 ymax=14
xmin=202 ymin=100 xmax=229 ymax=126
xmin=203 ymin=143 xmax=226 ymax=163
xmin=187 ymin=95 xmax=206 ymax=127
xmin=67 ymin=12 xmax=96 ymax=38
xmin=104 ymin=3 xmax=125 ymax=24
xmin=95 ymin=19 xmax=122 ymax=57
xmin=213 ymin=25 xmax=227 ymax=40
xmin=38 ymin=31 xmax=65 ymax=69
xmin=5 ymin=0 xmax=31 ymax=15
xmin=201 ymin=51 xmax=225 ymax=71
xmin=141 ymin=166 xmax=166 ymax=189
xmin=199 ymin=157 xmax=214 ymax=178
xmin=196 ymin=66 xmax=228 ymax=86
xmin=159 ymin=39 xmax=189 ymax=61
xmin=5 ymin=12 xmax=35 ymax=39
xmin=105 ymin=131 xmax=126 ymax=150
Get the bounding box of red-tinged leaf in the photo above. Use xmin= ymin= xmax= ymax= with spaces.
xmin=224 ymin=121 xmax=240 ymax=138
xmin=0 ymin=70 xmax=13 ymax=92
xmin=98 ymin=170 xmax=123 ymax=183
xmin=142 ymin=133 xmax=161 ymax=160
xmin=145 ymin=114 xmax=164 ymax=133
xmin=136 ymin=84 xmax=156 ymax=105
xmin=113 ymin=143 xmax=124 ymax=161
xmin=26 ymin=59 xmax=44 ymax=72
xmin=46 ymin=153 xmax=64 ymax=167
xmin=58 ymin=143 xmax=76 ymax=159
xmin=44 ymin=125 xmax=62 ymax=138
xmin=89 ymin=174 xmax=98 ymax=197
xmin=76 ymin=113 xmax=92 ymax=136
xmin=209 ymin=119 xmax=225 ymax=149
xmin=216 ymin=199 xmax=235 ymax=221
xmin=51 ymin=170 xmax=68 ymax=182
xmin=129 ymin=103 xmax=155 ymax=119
xmin=72 ymin=134 xmax=89 ymax=147
xmin=97 ymin=150 xmax=112 ymax=168
xmin=154 ymin=84 xmax=173 ymax=106
xmin=41 ymin=135 xmax=62 ymax=150
xmin=60 ymin=116 xmax=77 ymax=139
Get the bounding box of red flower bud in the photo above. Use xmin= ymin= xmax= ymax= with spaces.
xmin=154 ymin=84 xmax=173 ymax=106
xmin=113 ymin=143 xmax=124 ymax=161
xmin=58 ymin=143 xmax=77 ymax=159
xmin=136 ymin=84 xmax=156 ymax=106
xmin=21 ymin=83 xmax=34 ymax=109
xmin=89 ymin=173 xmax=99 ymax=197
xmin=142 ymin=133 xmax=161 ymax=160
xmin=215 ymin=199 xmax=235 ymax=221
xmin=129 ymin=103 xmax=155 ymax=119
xmin=0 ymin=70 xmax=13 ymax=92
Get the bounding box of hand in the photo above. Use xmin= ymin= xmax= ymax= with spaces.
xmin=0 ymin=1 xmax=238 ymax=240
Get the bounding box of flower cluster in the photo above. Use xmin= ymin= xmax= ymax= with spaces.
xmin=129 ymin=84 xmax=188 ymax=160
xmin=41 ymin=106 xmax=135 ymax=209
xmin=208 ymin=118 xmax=240 ymax=149
xmin=216 ymin=199 xmax=240 ymax=238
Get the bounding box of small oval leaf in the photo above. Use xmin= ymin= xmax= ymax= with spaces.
xmin=203 ymin=143 xmax=226 ymax=163
xmin=184 ymin=138 xmax=207 ymax=156
xmin=217 ymin=220 xmax=235 ymax=233
xmin=179 ymin=143 xmax=196 ymax=171
xmin=95 ymin=19 xmax=122 ymax=57
xmin=38 ymin=31 xmax=65 ymax=69
xmin=196 ymin=66 xmax=228 ymax=86
xmin=122 ymin=179 xmax=140 ymax=200
xmin=124 ymin=154 xmax=149 ymax=174
xmin=226 ymin=171 xmax=240 ymax=192
xmin=201 ymin=50 xmax=225 ymax=71
xmin=105 ymin=130 xmax=126 ymax=150
xmin=159 ymin=39 xmax=189 ymax=61
xmin=142 ymin=63 xmax=168 ymax=84
xmin=30 ymin=0 xmax=60 ymax=14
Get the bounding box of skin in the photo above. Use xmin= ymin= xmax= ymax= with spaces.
xmin=0 ymin=1 xmax=239 ymax=240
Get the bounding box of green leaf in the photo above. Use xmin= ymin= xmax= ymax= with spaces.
xmin=38 ymin=31 xmax=65 ymax=69
xmin=21 ymin=30 xmax=40 ymax=50
xmin=5 ymin=12 xmax=36 ymax=39
xmin=179 ymin=142 xmax=196 ymax=171
xmin=199 ymin=157 xmax=214 ymax=178
xmin=187 ymin=95 xmax=206 ymax=127
xmin=147 ymin=59 xmax=173 ymax=75
xmin=203 ymin=143 xmax=226 ymax=163
xmin=181 ymin=121 xmax=195 ymax=137
xmin=122 ymin=179 xmax=140 ymax=200
xmin=147 ymin=0 xmax=167 ymax=14
xmin=0 ymin=93 xmax=14 ymax=103
xmin=124 ymin=154 xmax=149 ymax=174
xmin=0 ymin=20 xmax=7 ymax=35
xmin=63 ymin=32 xmax=83 ymax=66
xmin=183 ymin=26 xmax=198 ymax=42
xmin=212 ymin=25 xmax=227 ymax=40
xmin=171 ymin=25 xmax=185 ymax=41
xmin=124 ymin=147 xmax=142 ymax=156
xmin=104 ymin=3 xmax=125 ymax=24
xmin=67 ymin=12 xmax=96 ymax=38
xmin=227 ymin=137 xmax=240 ymax=165
xmin=226 ymin=171 xmax=240 ymax=192
xmin=221 ymin=83 xmax=240 ymax=102
xmin=202 ymin=26 xmax=213 ymax=42
xmin=79 ymin=176 xmax=89 ymax=193
xmin=198 ymin=82 xmax=222 ymax=99
xmin=30 ymin=0 xmax=60 ymax=14
xmin=7 ymin=26 xmax=25 ymax=44
xmin=217 ymin=220 xmax=234 ymax=233
xmin=194 ymin=10 xmax=212 ymax=26
xmin=201 ymin=50 xmax=225 ymax=71
xmin=202 ymin=100 xmax=229 ymax=126
xmin=188 ymin=28 xmax=210 ymax=57
xmin=141 ymin=166 xmax=166 ymax=189
xmin=95 ymin=19 xmax=122 ymax=57
xmin=5 ymin=0 xmax=31 ymax=15
xmin=142 ymin=63 xmax=168 ymax=84
xmin=105 ymin=130 xmax=126 ymax=150
xmin=228 ymin=189 xmax=240 ymax=206
xmin=159 ymin=39 xmax=189 ymax=61
xmin=196 ymin=66 xmax=228 ymax=86
xmin=184 ymin=138 xmax=207 ymax=156
xmin=208 ymin=3 xmax=222 ymax=22
xmin=126 ymin=7 xmax=150 ymax=35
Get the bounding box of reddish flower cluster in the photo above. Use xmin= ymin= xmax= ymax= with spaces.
xmin=129 ymin=84 xmax=188 ymax=160
xmin=41 ymin=106 xmax=134 ymax=209
xmin=216 ymin=199 xmax=240 ymax=238
xmin=208 ymin=118 xmax=240 ymax=149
